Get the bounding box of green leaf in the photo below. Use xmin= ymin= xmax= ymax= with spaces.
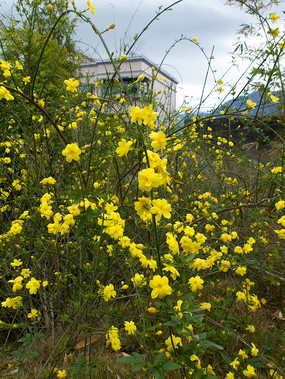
xmin=164 ymin=319 xmax=179 ymax=327
xmin=200 ymin=340 xmax=223 ymax=350
xmin=132 ymin=352 xmax=144 ymax=363
xmin=221 ymin=352 xmax=231 ymax=364
xmin=154 ymin=353 xmax=165 ymax=365
xmin=117 ymin=356 xmax=138 ymax=364
xmin=29 ymin=351 xmax=39 ymax=357
xmin=161 ymin=361 xmax=181 ymax=370
xmin=197 ymin=332 xmax=207 ymax=340
xmin=77 ymin=353 xmax=86 ymax=364
xmin=132 ymin=362 xmax=143 ymax=372
xmin=164 ymin=298 xmax=173 ymax=308
xmin=153 ymin=367 xmax=163 ymax=379
xmin=69 ymin=363 xmax=82 ymax=375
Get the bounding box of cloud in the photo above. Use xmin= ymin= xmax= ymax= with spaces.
xmin=1 ymin=0 xmax=283 ymax=109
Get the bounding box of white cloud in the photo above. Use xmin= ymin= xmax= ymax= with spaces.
xmin=1 ymin=0 xmax=284 ymax=109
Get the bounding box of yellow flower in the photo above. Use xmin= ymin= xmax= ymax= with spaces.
xmin=138 ymin=168 xmax=161 ymax=192
xmin=38 ymin=99 xmax=45 ymax=107
xmin=219 ymin=260 xmax=231 ymax=272
xmin=162 ymin=265 xmax=180 ymax=280
xmin=271 ymin=28 xmax=280 ymax=38
xmin=15 ymin=60 xmax=23 ymax=70
xmin=193 ymin=37 xmax=199 ymax=44
xmin=106 ymin=326 xmax=121 ymax=351
xmin=243 ymin=365 xmax=256 ymax=378
xmin=28 ymin=309 xmax=39 ymax=319
xmin=64 ymin=78 xmax=79 ymax=93
xmin=124 ymin=321 xmax=137 ymax=335
xmin=40 ymin=176 xmax=56 ymax=185
xmin=116 ymin=139 xmax=133 ymax=157
xmin=230 ymin=357 xmax=240 ymax=370
xmin=190 ymin=354 xmax=201 ymax=368
xmin=21 ymin=268 xmax=31 ymax=279
xmin=23 ymin=76 xmax=31 ymax=84
xmin=166 ymin=233 xmax=179 ymax=255
xmin=10 ymin=259 xmax=23 ymax=268
xmin=129 ymin=104 xmax=158 ymax=128
xmin=9 ymin=276 xmax=23 ymax=292
xmin=277 ymin=216 xmax=285 ymax=227
xmin=247 ymin=99 xmax=256 ymax=109
xmin=134 ymin=196 xmax=152 ymax=221
xmin=271 ymin=166 xmax=282 ymax=174
xmin=243 ymin=243 xmax=253 ymax=254
xmin=270 ymin=94 xmax=279 ymax=103
xmin=251 ymin=343 xmax=259 ymax=356
xmin=191 ymin=258 xmax=208 ymax=271
xmin=246 ymin=325 xmax=255 ymax=333
xmin=68 ymin=203 xmax=80 ymax=216
xmin=118 ymin=236 xmax=131 ymax=248
xmin=238 ymin=349 xmax=248 ymax=359
xmin=165 ymin=334 xmax=182 ymax=351
xmin=2 ymin=296 xmax=22 ymax=309
xmin=103 ymin=284 xmax=116 ymax=302
xmin=275 ymin=200 xmax=285 ymax=211
xmin=151 ymin=198 xmax=171 ymax=221
xmin=26 ymin=277 xmax=41 ymax=295
xmin=87 ymin=0 xmax=96 ymax=15
xmin=147 ymin=307 xmax=157 ymax=314
xmin=10 ymin=222 xmax=23 ymax=234
xmin=149 ymin=275 xmax=172 ymax=299
xmin=235 ymin=266 xmax=247 ymax=276
xmin=236 ymin=291 xmax=246 ymax=301
xmin=186 ymin=213 xmax=194 ymax=223
xmin=57 ymin=370 xmax=67 ymax=378
xmin=149 ymin=131 xmax=167 ymax=152
xmin=188 ymin=276 xmax=204 ymax=292
xmin=0 ymin=86 xmax=14 ymax=101
xmin=270 ymin=13 xmax=280 ymax=23
xmin=131 ymin=273 xmax=146 ymax=287
xmin=0 ymin=59 xmax=11 ymax=71
xmin=200 ymin=302 xmax=211 ymax=311
xmin=62 ymin=143 xmax=81 ymax=162
xmin=275 ymin=229 xmax=285 ymax=239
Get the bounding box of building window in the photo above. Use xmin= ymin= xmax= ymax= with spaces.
xmin=101 ymin=77 xmax=149 ymax=98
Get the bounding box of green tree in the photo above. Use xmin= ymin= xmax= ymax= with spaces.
xmin=0 ymin=0 xmax=82 ymax=110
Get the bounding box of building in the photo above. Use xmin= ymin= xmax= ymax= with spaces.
xmin=80 ymin=55 xmax=178 ymax=118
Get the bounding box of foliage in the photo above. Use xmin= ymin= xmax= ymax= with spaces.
xmin=0 ymin=0 xmax=81 ymax=103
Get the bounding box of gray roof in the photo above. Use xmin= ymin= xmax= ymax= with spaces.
xmin=80 ymin=55 xmax=178 ymax=84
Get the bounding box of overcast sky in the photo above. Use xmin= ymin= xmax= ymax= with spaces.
xmin=1 ymin=0 xmax=284 ymax=110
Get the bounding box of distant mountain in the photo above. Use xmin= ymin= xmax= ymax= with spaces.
xmin=212 ymin=90 xmax=284 ymax=117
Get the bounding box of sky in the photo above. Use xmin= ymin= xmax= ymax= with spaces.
xmin=1 ymin=0 xmax=284 ymax=111
xmin=75 ymin=0 xmax=255 ymax=110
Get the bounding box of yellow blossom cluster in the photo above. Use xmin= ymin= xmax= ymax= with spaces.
xmin=106 ymin=326 xmax=121 ymax=351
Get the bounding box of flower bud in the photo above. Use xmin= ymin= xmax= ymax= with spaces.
xmin=47 ymin=4 xmax=53 ymax=13
xmin=136 ymin=74 xmax=144 ymax=82
xmin=147 ymin=307 xmax=157 ymax=314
